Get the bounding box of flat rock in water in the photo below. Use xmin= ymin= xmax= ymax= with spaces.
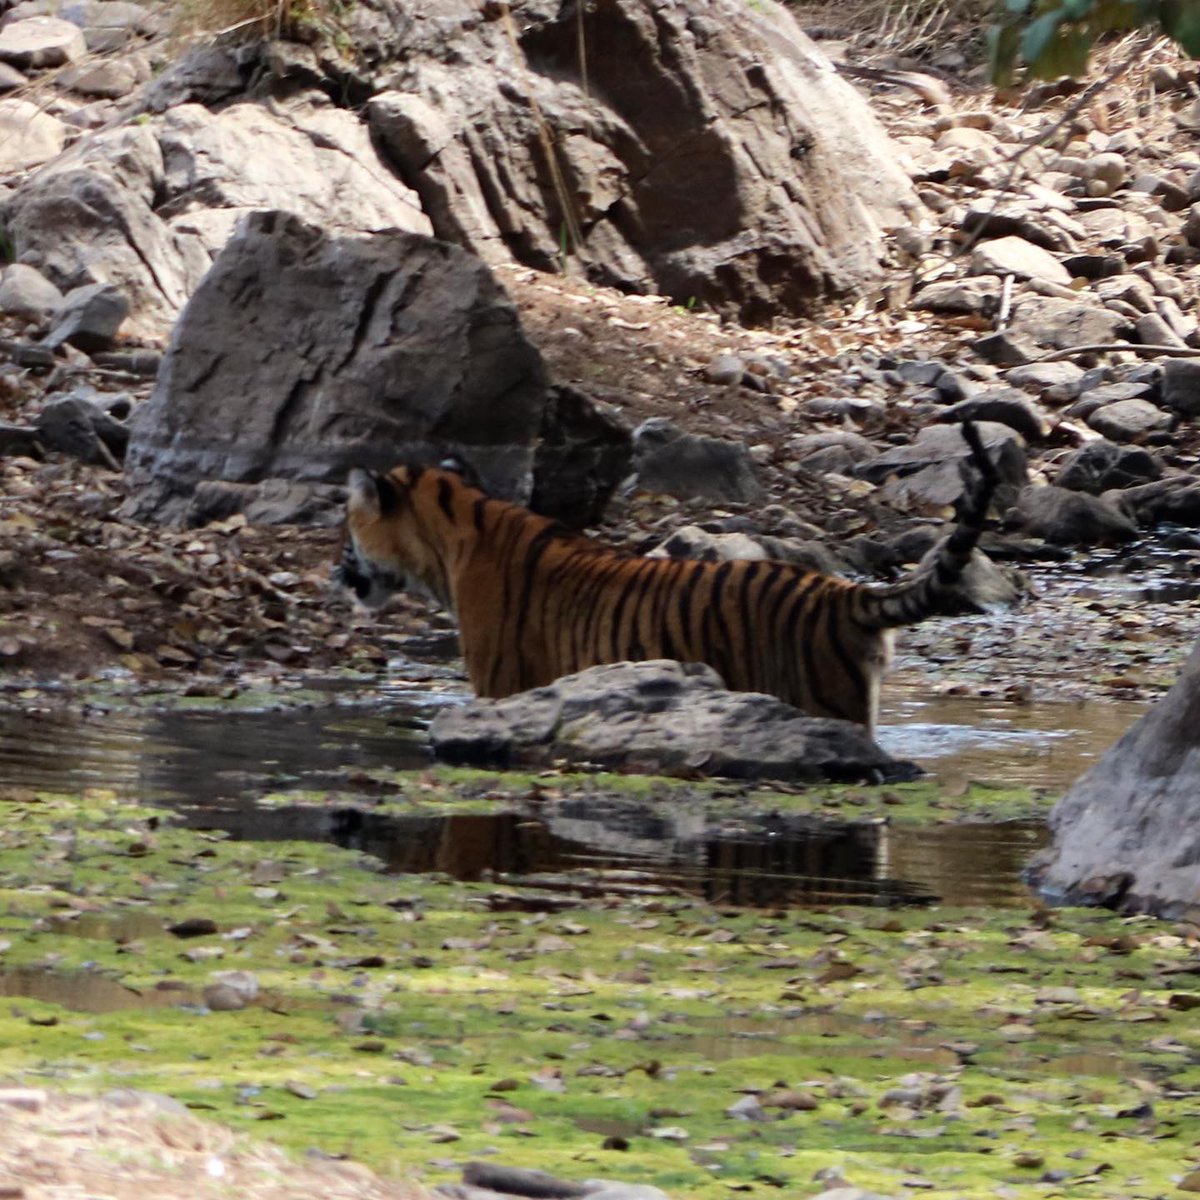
xmin=430 ymin=661 xmax=912 ymax=784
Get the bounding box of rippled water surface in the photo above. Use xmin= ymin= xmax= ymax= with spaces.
xmin=0 ymin=670 xmax=1139 ymax=910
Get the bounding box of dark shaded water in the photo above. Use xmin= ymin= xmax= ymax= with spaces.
xmin=0 ymin=678 xmax=1139 ymax=911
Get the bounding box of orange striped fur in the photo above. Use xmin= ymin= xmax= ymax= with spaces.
xmin=337 ymin=428 xmax=996 ymax=733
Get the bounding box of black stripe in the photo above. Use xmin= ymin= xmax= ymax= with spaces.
xmin=609 ymin=559 xmax=654 ymax=662
xmin=511 ymin=525 xmax=562 ymax=689
xmin=673 ymin=560 xmax=705 ymax=659
xmin=473 ymin=496 xmax=487 ymax=534
xmin=779 ymin=576 xmax=826 ymax=713
xmin=824 ymin=602 xmax=869 ymax=721
xmin=704 ymin=561 xmax=735 ymax=683
xmin=436 ymin=476 xmax=455 ymax=521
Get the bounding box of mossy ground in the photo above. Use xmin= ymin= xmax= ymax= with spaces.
xmin=0 ymin=789 xmax=1196 ymax=1198
xmin=259 ymin=765 xmax=1052 ymax=825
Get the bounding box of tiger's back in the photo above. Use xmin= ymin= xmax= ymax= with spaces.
xmin=338 ymin=428 xmax=997 ymax=734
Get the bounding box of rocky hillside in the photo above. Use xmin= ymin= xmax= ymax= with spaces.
xmin=0 ymin=1 xmax=1198 ymax=698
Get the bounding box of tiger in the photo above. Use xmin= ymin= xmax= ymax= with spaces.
xmin=336 ymin=421 xmax=1000 ymax=734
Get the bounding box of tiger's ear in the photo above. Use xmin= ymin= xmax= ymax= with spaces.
xmin=347 ymin=469 xmax=400 ymax=518
xmin=437 ymin=456 xmax=480 ymax=488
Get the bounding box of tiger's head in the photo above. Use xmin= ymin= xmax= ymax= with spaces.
xmin=335 ymin=463 xmax=475 ymax=612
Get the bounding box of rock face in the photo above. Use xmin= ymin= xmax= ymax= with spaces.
xmin=123 ymin=212 xmax=549 ymax=523
xmin=352 ymin=0 xmax=921 ymax=322
xmin=7 ymin=100 xmax=431 ymax=340
xmin=1031 ymin=636 xmax=1200 ymax=920
xmin=430 ymin=660 xmax=912 ymax=783
xmin=2 ymin=0 xmax=919 ymax=336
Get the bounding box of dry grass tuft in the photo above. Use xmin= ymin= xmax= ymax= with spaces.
xmin=171 ymin=0 xmax=338 ymax=41
xmin=791 ymin=0 xmax=996 ymax=64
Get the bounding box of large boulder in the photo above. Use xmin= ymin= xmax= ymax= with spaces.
xmin=360 ymin=0 xmax=920 ymax=322
xmin=121 ymin=211 xmax=626 ymax=526
xmin=1030 ymin=636 xmax=1200 ymax=920
xmin=430 ymin=659 xmax=912 ymax=783
xmin=5 ymin=0 xmax=919 ymax=335
xmin=7 ymin=98 xmax=432 ymax=340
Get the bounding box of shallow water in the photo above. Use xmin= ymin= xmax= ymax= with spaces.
xmin=877 ymin=689 xmax=1145 ymax=792
xmin=0 ymin=679 xmax=1115 ymax=909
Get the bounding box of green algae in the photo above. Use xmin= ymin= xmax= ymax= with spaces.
xmin=256 ymin=765 xmax=1052 ymax=825
xmin=0 ymin=791 xmax=1195 ymax=1198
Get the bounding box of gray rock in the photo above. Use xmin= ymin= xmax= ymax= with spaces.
xmin=1161 ymin=358 xmax=1200 ymax=416
xmin=1003 ymin=360 xmax=1085 ymax=401
xmin=893 ymin=359 xmax=946 ymax=386
xmin=186 ymin=479 xmax=346 ymax=528
xmin=961 ymin=203 xmax=1080 ymax=252
xmin=59 ymin=51 xmax=149 ymax=99
xmin=0 ymin=62 xmax=25 ymax=91
xmin=584 ymin=1186 xmax=673 ymax=1200
xmin=34 ymin=394 xmax=128 ymax=466
xmin=1080 ymin=151 xmax=1127 ymax=196
xmin=0 ymin=263 xmax=63 ymax=320
xmin=1184 ymin=203 xmax=1200 ymax=249
xmin=1105 ymin=477 xmax=1200 ymax=528
xmin=139 ymin=44 xmax=245 ymax=110
xmin=1056 ymin=440 xmax=1162 ymax=494
xmin=704 ymin=353 xmax=746 ymax=385
xmin=973 ymin=330 xmax=1040 ymax=367
xmin=650 ymin=525 xmax=845 ymax=575
xmin=202 ymin=983 xmax=248 ymax=1012
xmin=363 ymin=0 xmax=920 ymax=321
xmin=8 ymin=124 xmax=207 ymax=341
xmin=44 ymin=282 xmax=130 ymax=353
xmin=157 ymin=98 xmax=430 ymax=247
xmin=122 ymin=212 xmax=594 ymax=527
xmin=788 ymin=430 xmax=876 ymax=465
xmin=59 ymin=0 xmax=157 ymax=35
xmin=1032 ymin=636 xmax=1200 ymax=919
xmin=1014 ymin=485 xmax=1137 ymax=546
xmin=810 ymin=1190 xmax=898 ymax=1200
xmin=910 ymin=275 xmax=1002 ymax=317
xmin=1009 ymin=294 xmax=1128 ymax=349
xmin=0 ymin=15 xmax=85 ymax=67
xmin=0 ymin=97 xmax=67 ymax=173
xmin=0 ymin=423 xmax=43 ymax=458
xmin=970 ymin=235 xmax=1071 ymax=287
xmin=632 ymin=418 xmax=763 ymax=505
xmin=8 ymin=96 xmax=433 ymax=341
xmin=430 ymin=661 xmax=910 ymax=783
xmin=1093 ymin=274 xmax=1155 ymax=313
xmin=858 ymin=421 xmax=1027 ymax=513
xmin=937 ymin=389 xmax=1047 ymax=443
xmin=530 ymin=385 xmax=632 ymax=529
xmin=792 ymin=443 xmax=859 ymax=475
xmin=1085 ymin=398 xmax=1172 ymax=442
xmin=1064 ymin=381 xmax=1151 ymax=421
xmin=1134 ymin=312 xmax=1187 ymax=348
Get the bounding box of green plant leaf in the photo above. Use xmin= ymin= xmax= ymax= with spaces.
xmin=1160 ymin=0 xmax=1200 ymax=55
xmin=988 ymin=21 xmax=1023 ymax=85
xmin=1020 ymin=9 xmax=1067 ymax=68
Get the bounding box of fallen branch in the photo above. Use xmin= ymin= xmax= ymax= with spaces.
xmin=1033 ymin=343 xmax=1200 ymax=362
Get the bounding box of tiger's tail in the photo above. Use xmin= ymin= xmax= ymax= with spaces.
xmin=856 ymin=420 xmax=1001 ymax=630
